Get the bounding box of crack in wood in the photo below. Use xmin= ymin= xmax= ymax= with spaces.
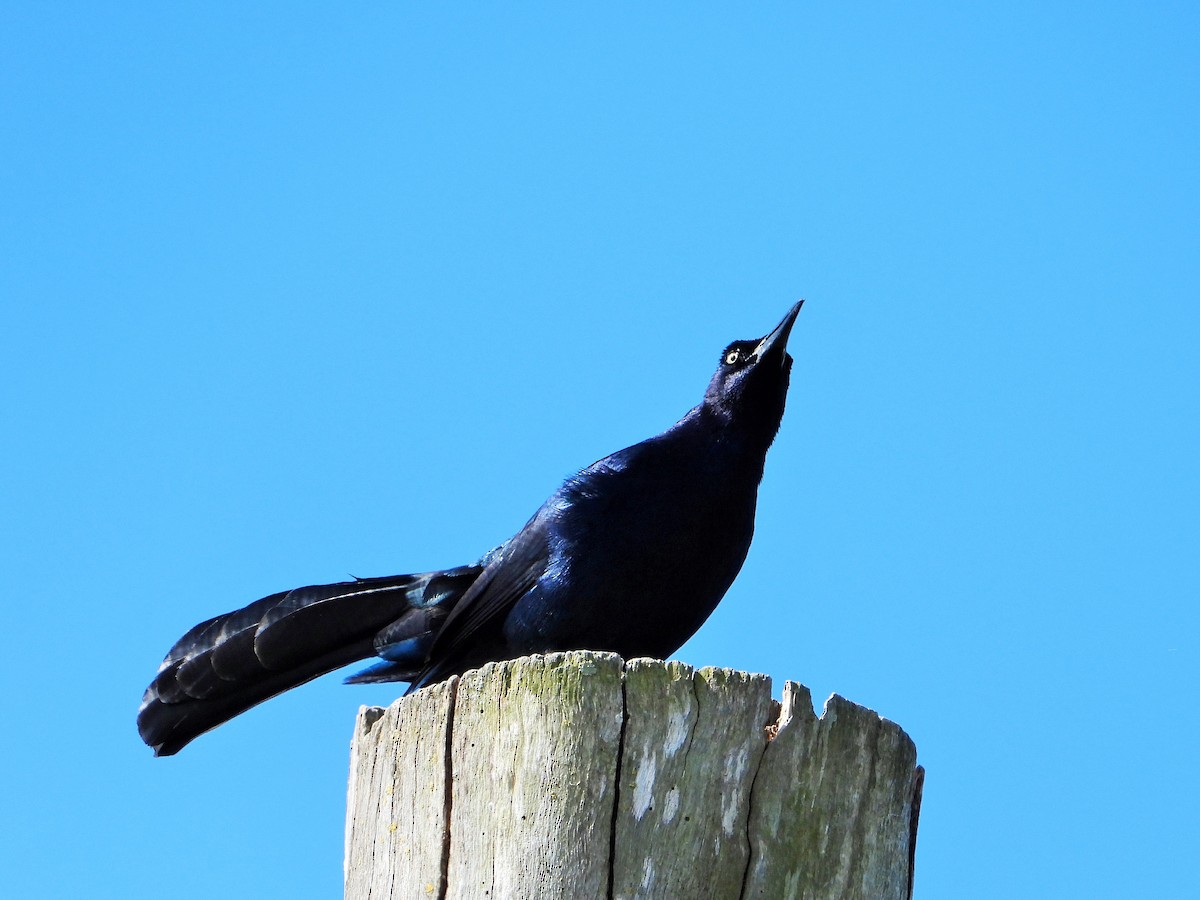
xmin=606 ymin=666 xmax=630 ymax=900
xmin=735 ymin=696 xmax=783 ymax=898
xmin=436 ymin=677 xmax=458 ymax=900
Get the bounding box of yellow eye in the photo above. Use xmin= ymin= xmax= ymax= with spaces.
xmin=725 ymin=350 xmax=740 ymax=365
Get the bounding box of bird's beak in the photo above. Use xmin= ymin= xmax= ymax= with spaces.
xmin=752 ymin=300 xmax=804 ymax=364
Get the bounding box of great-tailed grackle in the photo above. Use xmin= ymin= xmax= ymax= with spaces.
xmin=138 ymin=302 xmax=803 ymax=755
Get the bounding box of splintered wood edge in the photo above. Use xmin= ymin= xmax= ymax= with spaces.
xmin=742 ymin=682 xmax=922 ymax=900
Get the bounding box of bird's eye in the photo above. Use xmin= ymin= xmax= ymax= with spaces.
xmin=725 ymin=350 xmax=740 ymax=365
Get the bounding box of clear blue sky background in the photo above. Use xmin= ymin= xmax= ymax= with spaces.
xmin=2 ymin=4 xmax=1196 ymax=898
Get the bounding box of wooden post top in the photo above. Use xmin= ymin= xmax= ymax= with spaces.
xmin=345 ymin=651 xmax=922 ymax=900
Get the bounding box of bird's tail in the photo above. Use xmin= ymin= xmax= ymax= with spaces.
xmin=137 ymin=567 xmax=481 ymax=756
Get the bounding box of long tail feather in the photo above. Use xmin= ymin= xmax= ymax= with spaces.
xmin=137 ymin=573 xmax=463 ymax=756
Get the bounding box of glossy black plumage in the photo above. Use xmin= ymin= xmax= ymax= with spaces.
xmin=138 ymin=302 xmax=803 ymax=755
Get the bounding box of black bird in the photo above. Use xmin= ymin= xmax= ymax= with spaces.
xmin=138 ymin=302 xmax=803 ymax=755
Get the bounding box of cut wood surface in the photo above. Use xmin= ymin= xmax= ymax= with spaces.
xmin=344 ymin=677 xmax=456 ymax=899
xmin=345 ymin=652 xmax=922 ymax=900
xmin=447 ymin=652 xmax=624 ymax=899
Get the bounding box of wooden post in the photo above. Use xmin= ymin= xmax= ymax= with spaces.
xmin=345 ymin=651 xmax=923 ymax=900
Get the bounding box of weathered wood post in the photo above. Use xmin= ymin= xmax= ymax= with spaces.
xmin=345 ymin=651 xmax=922 ymax=900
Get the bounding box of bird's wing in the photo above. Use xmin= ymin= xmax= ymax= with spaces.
xmin=409 ymin=513 xmax=551 ymax=689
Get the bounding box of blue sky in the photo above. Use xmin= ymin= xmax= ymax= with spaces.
xmin=2 ymin=4 xmax=1196 ymax=897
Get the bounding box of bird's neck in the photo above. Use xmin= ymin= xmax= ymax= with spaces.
xmin=668 ymin=404 xmax=774 ymax=480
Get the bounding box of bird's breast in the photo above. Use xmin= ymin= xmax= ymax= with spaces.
xmin=503 ymin=455 xmax=759 ymax=660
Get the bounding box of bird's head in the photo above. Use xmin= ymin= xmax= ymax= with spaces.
xmin=702 ymin=301 xmax=803 ymax=450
